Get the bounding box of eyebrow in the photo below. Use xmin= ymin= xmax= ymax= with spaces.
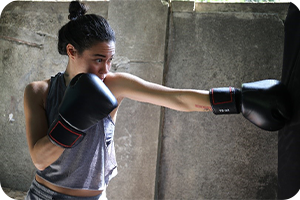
xmin=93 ymin=54 xmax=106 ymax=58
xmin=93 ymin=54 xmax=115 ymax=58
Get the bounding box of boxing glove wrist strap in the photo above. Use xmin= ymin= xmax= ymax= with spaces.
xmin=47 ymin=115 xmax=85 ymax=148
xmin=209 ymin=87 xmax=241 ymax=114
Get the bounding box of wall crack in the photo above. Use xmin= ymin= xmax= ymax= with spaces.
xmin=0 ymin=35 xmax=43 ymax=49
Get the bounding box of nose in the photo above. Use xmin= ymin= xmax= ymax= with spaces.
xmin=103 ymin=62 xmax=111 ymax=73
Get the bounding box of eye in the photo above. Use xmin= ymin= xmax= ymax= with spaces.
xmin=108 ymin=57 xmax=113 ymax=63
xmin=96 ymin=59 xmax=103 ymax=63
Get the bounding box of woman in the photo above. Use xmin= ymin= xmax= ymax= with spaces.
xmin=24 ymin=1 xmax=212 ymax=200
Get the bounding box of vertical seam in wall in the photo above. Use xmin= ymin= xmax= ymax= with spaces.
xmin=154 ymin=3 xmax=171 ymax=200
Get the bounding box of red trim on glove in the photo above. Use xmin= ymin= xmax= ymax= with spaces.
xmin=211 ymin=87 xmax=233 ymax=105
xmin=49 ymin=120 xmax=82 ymax=148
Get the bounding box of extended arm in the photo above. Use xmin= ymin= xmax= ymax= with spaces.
xmin=105 ymin=72 xmax=212 ymax=112
xmin=106 ymin=73 xmax=291 ymax=131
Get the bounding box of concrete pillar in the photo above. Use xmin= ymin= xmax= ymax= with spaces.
xmin=106 ymin=0 xmax=168 ymax=199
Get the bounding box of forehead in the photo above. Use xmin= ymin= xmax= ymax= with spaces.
xmin=86 ymin=41 xmax=115 ymax=56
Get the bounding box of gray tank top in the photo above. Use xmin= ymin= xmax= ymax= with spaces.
xmin=36 ymin=72 xmax=118 ymax=190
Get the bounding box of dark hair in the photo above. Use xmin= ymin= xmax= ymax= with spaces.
xmin=58 ymin=1 xmax=115 ymax=55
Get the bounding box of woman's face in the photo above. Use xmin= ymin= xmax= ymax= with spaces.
xmin=75 ymin=41 xmax=115 ymax=81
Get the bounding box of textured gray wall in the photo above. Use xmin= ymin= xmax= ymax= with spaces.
xmin=106 ymin=1 xmax=167 ymax=199
xmin=0 ymin=1 xmax=289 ymax=199
xmin=158 ymin=2 xmax=288 ymax=199
xmin=0 ymin=0 xmax=110 ymax=193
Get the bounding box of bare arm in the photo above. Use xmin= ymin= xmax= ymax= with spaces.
xmin=106 ymin=72 xmax=212 ymax=112
xmin=24 ymin=81 xmax=64 ymax=171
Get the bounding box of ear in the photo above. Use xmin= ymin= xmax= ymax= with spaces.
xmin=66 ymin=44 xmax=77 ymax=59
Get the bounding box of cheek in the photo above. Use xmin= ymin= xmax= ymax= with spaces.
xmin=87 ymin=65 xmax=99 ymax=74
xmin=82 ymin=60 xmax=98 ymax=72
xmin=77 ymin=59 xmax=91 ymax=70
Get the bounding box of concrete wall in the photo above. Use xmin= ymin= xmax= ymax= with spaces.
xmin=0 ymin=1 xmax=289 ymax=199
xmin=107 ymin=1 xmax=168 ymax=199
xmin=0 ymin=0 xmax=110 ymax=193
xmin=158 ymin=2 xmax=288 ymax=199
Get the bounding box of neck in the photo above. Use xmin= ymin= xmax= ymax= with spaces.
xmin=64 ymin=62 xmax=77 ymax=87
xmin=63 ymin=72 xmax=71 ymax=87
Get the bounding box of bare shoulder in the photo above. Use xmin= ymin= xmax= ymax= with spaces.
xmin=24 ymin=79 xmax=50 ymax=108
xmin=104 ymin=72 xmax=170 ymax=104
xmin=105 ymin=72 xmax=133 ymax=82
xmin=104 ymin=72 xmax=146 ymax=87
xmin=25 ymin=79 xmax=49 ymax=92
xmin=104 ymin=72 xmax=143 ymax=98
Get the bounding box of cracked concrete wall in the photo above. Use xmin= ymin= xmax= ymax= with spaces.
xmin=0 ymin=0 xmax=110 ymax=192
xmin=0 ymin=1 xmax=289 ymax=199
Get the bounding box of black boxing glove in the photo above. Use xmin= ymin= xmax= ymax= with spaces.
xmin=48 ymin=73 xmax=118 ymax=148
xmin=209 ymin=79 xmax=292 ymax=131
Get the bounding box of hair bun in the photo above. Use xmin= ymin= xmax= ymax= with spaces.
xmin=68 ymin=1 xmax=89 ymax=21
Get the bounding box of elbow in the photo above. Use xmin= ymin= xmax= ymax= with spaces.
xmin=30 ymin=151 xmax=47 ymax=171
xmin=35 ymin=164 xmax=45 ymax=171
xmin=32 ymin=157 xmax=48 ymax=171
xmin=34 ymin=162 xmax=47 ymax=171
